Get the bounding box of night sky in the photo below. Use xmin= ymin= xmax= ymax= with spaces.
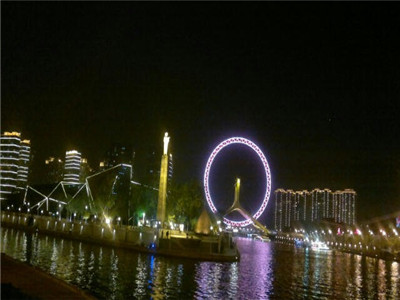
xmin=2 ymin=3 xmax=399 ymax=222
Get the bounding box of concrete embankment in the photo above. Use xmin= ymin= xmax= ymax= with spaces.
xmin=1 ymin=212 xmax=239 ymax=262
xmin=1 ymin=253 xmax=96 ymax=299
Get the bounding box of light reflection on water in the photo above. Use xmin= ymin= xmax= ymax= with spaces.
xmin=1 ymin=228 xmax=400 ymax=299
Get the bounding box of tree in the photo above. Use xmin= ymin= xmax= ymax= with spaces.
xmin=167 ymin=180 xmax=205 ymax=230
xmin=66 ymin=188 xmax=90 ymax=219
xmin=130 ymin=184 xmax=158 ymax=224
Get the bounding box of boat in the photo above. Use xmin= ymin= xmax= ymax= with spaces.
xmin=311 ymin=241 xmax=330 ymax=251
xmin=254 ymin=234 xmax=270 ymax=242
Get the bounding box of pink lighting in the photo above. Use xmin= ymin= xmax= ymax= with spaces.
xmin=203 ymin=137 xmax=272 ymax=227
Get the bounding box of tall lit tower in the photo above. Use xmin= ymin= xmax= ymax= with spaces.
xmin=63 ymin=150 xmax=82 ymax=184
xmin=16 ymin=139 xmax=31 ymax=189
xmin=0 ymin=132 xmax=22 ymax=200
xmin=0 ymin=132 xmax=32 ymax=200
xmin=157 ymin=132 xmax=170 ymax=225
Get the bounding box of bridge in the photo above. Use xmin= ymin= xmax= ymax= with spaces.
xmin=223 ymin=178 xmax=271 ymax=235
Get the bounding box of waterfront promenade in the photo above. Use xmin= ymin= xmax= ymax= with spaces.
xmin=1 ymin=211 xmax=239 ymax=262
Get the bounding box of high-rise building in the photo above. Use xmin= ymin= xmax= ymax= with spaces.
xmin=333 ymin=189 xmax=356 ymax=225
xmin=274 ymin=189 xmax=298 ymax=231
xmin=310 ymin=188 xmax=336 ymax=222
xmin=63 ymin=150 xmax=82 ymax=184
xmin=99 ymin=144 xmax=134 ymax=222
xmin=80 ymin=158 xmax=93 ymax=182
xmin=142 ymin=150 xmax=160 ymax=188
xmin=45 ymin=157 xmax=64 ymax=183
xmin=104 ymin=144 xmax=135 ymax=169
xmin=310 ymin=189 xmax=323 ymax=222
xmin=138 ymin=149 xmax=172 ymax=191
xmin=101 ymin=143 xmax=134 ymax=187
xmin=16 ymin=139 xmax=31 ymax=190
xmin=274 ymin=188 xmax=356 ymax=231
xmin=295 ymin=190 xmax=309 ymax=223
xmin=0 ymin=131 xmax=31 ymax=200
xmin=274 ymin=189 xmax=285 ymax=231
xmin=0 ymin=132 xmax=22 ymax=200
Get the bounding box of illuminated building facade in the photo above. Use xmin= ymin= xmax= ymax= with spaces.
xmin=63 ymin=150 xmax=82 ymax=184
xmin=310 ymin=189 xmax=334 ymax=222
xmin=333 ymin=189 xmax=356 ymax=225
xmin=274 ymin=188 xmax=356 ymax=231
xmin=274 ymin=189 xmax=285 ymax=231
xmin=274 ymin=189 xmax=300 ymax=231
xmin=296 ymin=190 xmax=309 ymax=223
xmin=0 ymin=131 xmax=31 ymax=200
xmin=17 ymin=139 xmax=31 ymax=189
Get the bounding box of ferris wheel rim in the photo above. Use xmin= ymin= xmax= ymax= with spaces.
xmin=203 ymin=137 xmax=272 ymax=227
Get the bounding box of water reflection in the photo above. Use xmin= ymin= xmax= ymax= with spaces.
xmin=391 ymin=262 xmax=399 ymax=298
xmin=193 ymin=238 xmax=274 ymax=299
xmin=24 ymin=233 xmax=33 ymax=263
xmin=1 ymin=228 xmax=400 ymax=299
xmin=378 ymin=259 xmax=387 ymax=298
xmin=109 ymin=249 xmax=119 ymax=299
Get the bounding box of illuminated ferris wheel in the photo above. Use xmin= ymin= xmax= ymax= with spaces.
xmin=203 ymin=137 xmax=272 ymax=227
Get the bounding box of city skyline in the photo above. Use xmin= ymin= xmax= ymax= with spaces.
xmin=2 ymin=3 xmax=399 ymax=221
xmin=1 ymin=4 xmax=400 ymax=299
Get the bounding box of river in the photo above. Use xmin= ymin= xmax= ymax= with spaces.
xmin=1 ymin=228 xmax=399 ymax=299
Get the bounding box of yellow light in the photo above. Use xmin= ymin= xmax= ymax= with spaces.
xmin=66 ymin=150 xmax=79 ymax=155
xmin=4 ymin=131 xmax=21 ymax=137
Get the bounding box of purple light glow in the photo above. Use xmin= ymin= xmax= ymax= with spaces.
xmin=203 ymin=137 xmax=272 ymax=227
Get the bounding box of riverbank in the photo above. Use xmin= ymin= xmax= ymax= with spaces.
xmin=1 ymin=253 xmax=96 ymax=299
xmin=1 ymin=212 xmax=239 ymax=262
xmin=274 ymin=234 xmax=400 ymax=262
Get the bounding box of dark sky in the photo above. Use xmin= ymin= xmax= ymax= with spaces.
xmin=2 ymin=3 xmax=400 ymax=222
